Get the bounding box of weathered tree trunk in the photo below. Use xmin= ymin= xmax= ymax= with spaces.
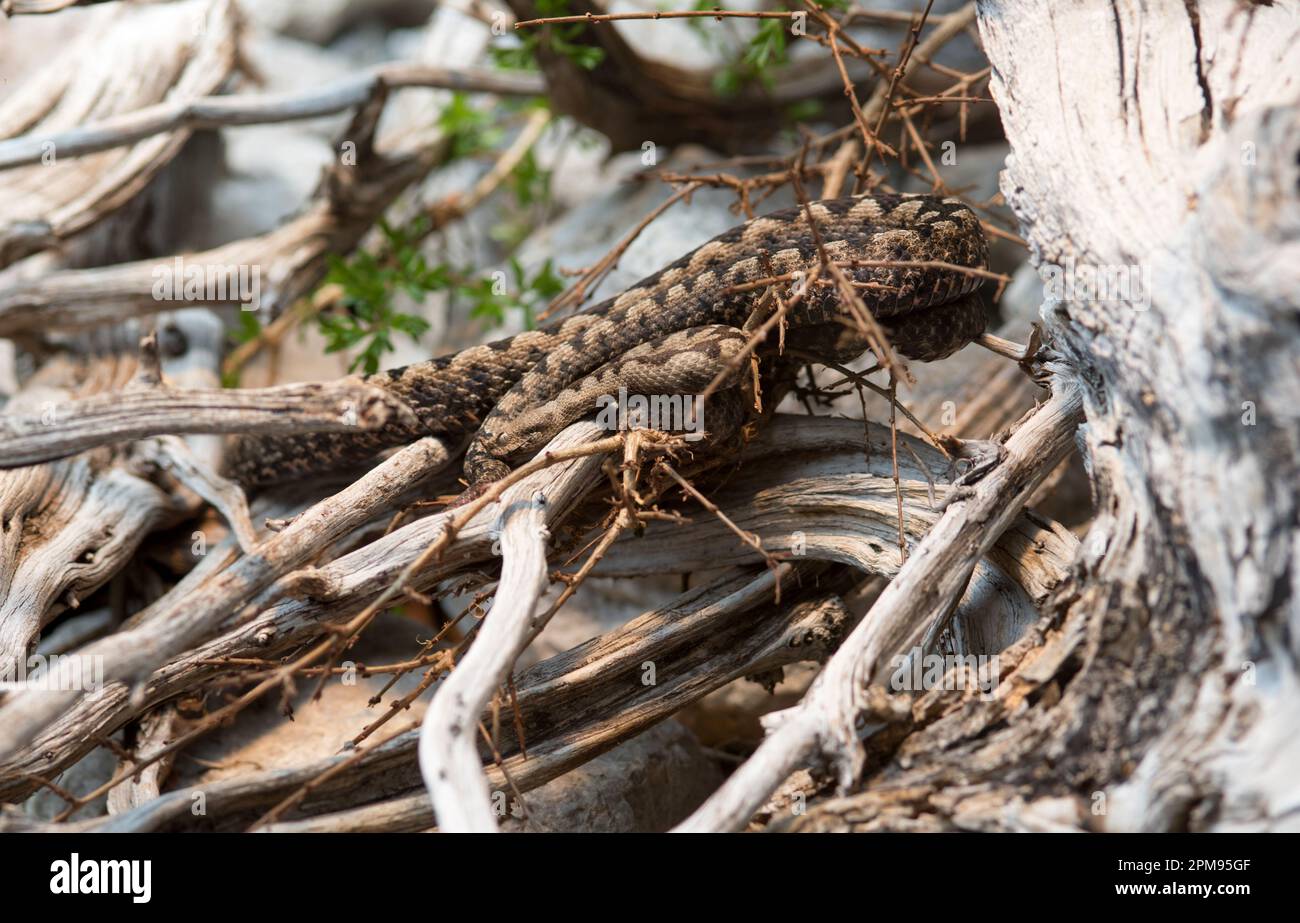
xmin=786 ymin=0 xmax=1300 ymax=832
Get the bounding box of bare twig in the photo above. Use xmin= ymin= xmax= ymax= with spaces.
xmin=660 ymin=463 xmax=782 ymax=577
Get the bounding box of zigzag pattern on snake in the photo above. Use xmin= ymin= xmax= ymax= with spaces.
xmin=224 ymin=194 xmax=989 ymax=488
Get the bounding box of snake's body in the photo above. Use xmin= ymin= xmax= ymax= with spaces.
xmin=225 ymin=194 xmax=989 ymax=487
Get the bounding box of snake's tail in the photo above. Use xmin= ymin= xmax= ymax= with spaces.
xmin=221 ymin=414 xmax=431 ymax=489
xmin=222 ymin=355 xmax=492 ymax=488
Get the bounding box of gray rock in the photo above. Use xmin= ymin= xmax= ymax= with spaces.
xmin=240 ymin=0 xmax=437 ymax=46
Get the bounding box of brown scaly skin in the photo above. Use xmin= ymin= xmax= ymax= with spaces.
xmin=223 ymin=194 xmax=989 ymax=488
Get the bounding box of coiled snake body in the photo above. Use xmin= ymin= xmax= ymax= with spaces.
xmin=226 ymin=194 xmax=988 ymax=488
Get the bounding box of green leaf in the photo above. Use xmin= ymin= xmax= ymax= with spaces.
xmin=556 ymin=38 xmax=605 ymax=70
xmin=315 ymin=213 xmax=456 ymax=371
xmin=702 ymin=10 xmax=792 ymax=96
xmin=509 ymin=148 xmax=551 ymax=208
xmin=528 ymin=258 xmax=566 ymax=299
xmin=232 ymin=310 xmax=262 ymax=345
xmin=390 ymin=313 xmax=431 ymax=339
xmin=783 ymin=99 xmax=824 ymax=123
xmin=438 ymin=92 xmax=498 ymax=159
xmin=490 ymin=42 xmax=539 ymax=71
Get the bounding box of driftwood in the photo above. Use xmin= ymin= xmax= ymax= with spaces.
xmin=79 ymin=565 xmax=851 ymax=832
xmin=0 ymin=63 xmax=542 ymax=173
xmin=2 ymin=0 xmax=1291 ymax=836
xmin=0 ymin=0 xmax=239 ymax=270
xmin=0 ymin=11 xmax=508 ymax=341
xmin=0 ymin=434 xmax=455 ymax=774
xmin=0 ymin=313 xmax=226 ymax=684
xmin=775 ymin=0 xmax=1300 ymax=832
xmin=0 ymin=109 xmax=438 ymax=338
xmin=0 ymin=1 xmax=462 ymax=725
xmin=0 ymin=371 xmax=418 ymax=468
xmin=676 ymin=380 xmax=1082 ymax=830
xmin=0 ymin=412 xmax=1071 ymax=814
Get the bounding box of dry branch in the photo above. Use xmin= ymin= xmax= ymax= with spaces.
xmin=0 ymin=411 xmax=1071 ymax=806
xmin=499 ymin=0 xmax=919 ymax=153
xmin=0 ymin=0 xmax=239 ymax=269
xmin=676 ymin=378 xmax=1083 ymax=831
xmin=77 ymin=565 xmax=853 ymax=831
xmin=593 ymin=415 xmax=1071 ymax=607
xmin=0 ymin=313 xmax=229 ymax=685
xmin=0 ymin=436 xmax=454 ymax=770
xmin=0 ymin=65 xmax=460 ymax=339
xmin=0 ymin=378 xmax=419 ymax=468
xmin=0 ymin=62 xmax=544 ymax=173
xmin=418 ymin=483 xmax=554 ymax=832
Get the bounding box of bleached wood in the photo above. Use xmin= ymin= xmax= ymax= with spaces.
xmin=0 ymin=414 xmax=1072 ymax=805
xmin=675 ymin=380 xmax=1083 ymax=831
xmin=417 ymin=486 xmax=553 ymax=832
xmin=83 ymin=566 xmax=852 ymax=831
xmin=0 ymin=313 xmax=230 ymax=686
xmin=0 ymin=63 xmax=543 ymax=173
xmin=0 ymin=0 xmax=239 ymax=269
xmin=0 ymin=437 xmax=453 ymax=760
xmin=0 ymin=379 xmax=419 ymax=468
xmin=779 ymin=0 xmax=1300 ymax=832
xmin=418 ymin=422 xmax=609 ymax=832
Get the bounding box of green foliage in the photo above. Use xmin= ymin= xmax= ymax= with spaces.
xmin=437 ymin=93 xmax=504 ymax=159
xmin=489 ymin=41 xmax=539 ymax=71
xmin=232 ymin=310 xmax=262 ymax=345
xmin=686 ymin=3 xmax=792 ymax=96
xmin=783 ymin=98 xmax=824 ymax=124
xmin=320 ymin=219 xmax=438 ymax=374
xmin=464 ymin=257 xmax=565 ymax=330
xmin=509 ymin=147 xmax=551 ymax=207
xmin=319 ymin=221 xmax=565 ymax=372
xmin=317 ymin=99 xmax=563 ymax=373
xmin=489 ymin=0 xmax=606 ymax=72
xmin=721 ymin=18 xmax=789 ymax=94
xmin=741 ymin=18 xmax=789 ymax=80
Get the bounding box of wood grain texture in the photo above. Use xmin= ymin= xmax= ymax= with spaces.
xmin=783 ymin=0 xmax=1300 ymax=833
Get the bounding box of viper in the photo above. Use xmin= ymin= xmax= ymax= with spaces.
xmin=224 ymin=194 xmax=989 ymax=489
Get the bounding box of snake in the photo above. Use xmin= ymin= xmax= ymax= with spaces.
xmin=224 ymin=194 xmax=989 ymax=489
